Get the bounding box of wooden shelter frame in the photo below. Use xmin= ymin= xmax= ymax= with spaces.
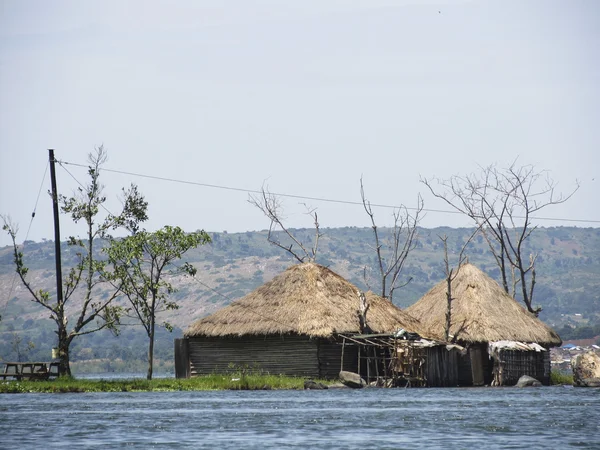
xmin=339 ymin=333 xmax=429 ymax=387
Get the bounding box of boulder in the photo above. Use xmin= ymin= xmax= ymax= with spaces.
xmin=304 ymin=380 xmax=328 ymax=390
xmin=516 ymin=375 xmax=542 ymax=387
xmin=327 ymin=382 xmax=349 ymax=389
xmin=339 ymin=370 xmax=366 ymax=388
xmin=572 ymin=352 xmax=600 ymax=387
xmin=576 ymin=378 xmax=600 ymax=388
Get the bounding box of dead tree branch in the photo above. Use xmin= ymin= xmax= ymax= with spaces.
xmin=421 ymin=162 xmax=578 ymax=316
xmin=440 ymin=227 xmax=480 ymax=342
xmin=360 ymin=177 xmax=423 ymax=302
xmin=249 ymin=186 xmax=322 ymax=263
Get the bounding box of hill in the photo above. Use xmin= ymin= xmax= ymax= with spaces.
xmin=1 ymin=226 xmax=599 ymax=366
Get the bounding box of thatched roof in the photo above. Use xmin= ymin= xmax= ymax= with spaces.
xmin=185 ymin=262 xmax=425 ymax=338
xmin=405 ymin=263 xmax=561 ymax=347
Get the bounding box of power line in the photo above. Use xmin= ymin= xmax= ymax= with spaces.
xmin=60 ymin=159 xmax=600 ymax=225
xmin=58 ymin=160 xmax=459 ymax=214
xmin=57 ymin=162 xmax=286 ymax=327
xmin=3 ymin=161 xmax=49 ymax=319
xmin=58 ymin=161 xmax=114 ymax=218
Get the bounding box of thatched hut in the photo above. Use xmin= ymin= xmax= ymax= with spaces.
xmin=177 ymin=262 xmax=426 ymax=379
xmin=405 ymin=263 xmax=561 ymax=386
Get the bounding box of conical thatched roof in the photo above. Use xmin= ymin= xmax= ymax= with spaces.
xmin=405 ymin=263 xmax=561 ymax=347
xmin=185 ymin=262 xmax=426 ymax=338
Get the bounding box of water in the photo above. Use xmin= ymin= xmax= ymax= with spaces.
xmin=1 ymin=386 xmax=599 ymax=448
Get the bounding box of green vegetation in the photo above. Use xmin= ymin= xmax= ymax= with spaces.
xmin=0 ymin=374 xmax=329 ymax=393
xmin=550 ymin=371 xmax=574 ymax=386
xmin=556 ymin=322 xmax=600 ymax=342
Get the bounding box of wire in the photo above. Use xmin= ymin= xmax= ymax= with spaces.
xmin=58 ymin=160 xmax=460 ymax=215
xmin=58 ymin=161 xmax=114 ymax=218
xmin=3 ymin=161 xmax=50 ymax=321
xmin=57 ymin=161 xmax=288 ymax=328
xmin=60 ymin=159 xmax=600 ymax=225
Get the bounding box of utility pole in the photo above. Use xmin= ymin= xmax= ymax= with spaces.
xmin=48 ymin=149 xmax=66 ymax=374
xmin=48 ymin=149 xmax=63 ymax=306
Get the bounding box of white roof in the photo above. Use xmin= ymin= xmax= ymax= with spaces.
xmin=488 ymin=340 xmax=546 ymax=352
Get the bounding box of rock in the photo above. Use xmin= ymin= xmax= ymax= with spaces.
xmin=516 ymin=375 xmax=542 ymax=387
xmin=304 ymin=380 xmax=328 ymax=390
xmin=339 ymin=370 xmax=366 ymax=388
xmin=327 ymin=382 xmax=349 ymax=389
xmin=577 ymin=378 xmax=600 ymax=388
xmin=572 ymin=352 xmax=600 ymax=387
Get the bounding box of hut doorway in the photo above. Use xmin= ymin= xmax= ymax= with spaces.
xmin=467 ymin=344 xmax=493 ymax=386
xmin=470 ymin=345 xmax=485 ymax=386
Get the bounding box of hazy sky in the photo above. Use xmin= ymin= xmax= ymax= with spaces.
xmin=1 ymin=0 xmax=598 ymax=247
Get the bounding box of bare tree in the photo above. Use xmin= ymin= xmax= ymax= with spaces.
xmin=249 ymin=186 xmax=322 ymax=263
xmin=439 ymin=229 xmax=479 ymax=342
xmin=421 ymin=162 xmax=578 ymax=315
xmin=360 ymin=177 xmax=424 ymax=302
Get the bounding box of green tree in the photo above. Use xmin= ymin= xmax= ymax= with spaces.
xmin=105 ymin=226 xmax=211 ymax=379
xmin=2 ymin=146 xmax=148 ymax=376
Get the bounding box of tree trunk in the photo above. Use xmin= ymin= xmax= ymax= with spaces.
xmin=147 ymin=314 xmax=155 ymax=380
xmin=57 ymin=323 xmax=71 ymax=377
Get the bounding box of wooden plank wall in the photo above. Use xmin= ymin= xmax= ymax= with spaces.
xmin=317 ymin=340 xmax=358 ymax=379
xmin=457 ymin=351 xmax=473 ymax=386
xmin=424 ymin=347 xmax=459 ymax=387
xmin=188 ymin=335 xmax=320 ymax=378
xmin=174 ymin=338 xmax=190 ymax=379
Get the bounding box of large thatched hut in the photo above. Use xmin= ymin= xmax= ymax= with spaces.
xmin=176 ymin=263 xmax=426 ymax=379
xmin=406 ymin=263 xmax=561 ymax=386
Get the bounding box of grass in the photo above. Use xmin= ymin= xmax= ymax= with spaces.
xmin=550 ymin=371 xmax=573 ymax=386
xmin=0 ymin=373 xmax=329 ymax=393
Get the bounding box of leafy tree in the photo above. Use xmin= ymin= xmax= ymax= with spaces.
xmin=105 ymin=226 xmax=211 ymax=379
xmin=2 ymin=146 xmax=147 ymax=376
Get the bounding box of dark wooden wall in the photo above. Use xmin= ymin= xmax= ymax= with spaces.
xmin=318 ymin=339 xmax=358 ymax=378
xmin=174 ymin=338 xmax=190 ymax=379
xmin=186 ymin=334 xmax=357 ymax=379
xmin=424 ymin=347 xmax=460 ymax=387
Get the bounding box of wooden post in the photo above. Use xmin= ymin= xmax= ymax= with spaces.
xmin=48 ymin=149 xmax=64 ymax=313
xmin=49 ymin=149 xmax=67 ymax=377
xmin=470 ymin=345 xmax=485 ymax=386
xmin=340 ymin=337 xmax=346 ymax=373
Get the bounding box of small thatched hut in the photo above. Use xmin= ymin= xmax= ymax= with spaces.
xmin=405 ymin=263 xmax=561 ymax=386
xmin=178 ymin=262 xmax=426 ymax=379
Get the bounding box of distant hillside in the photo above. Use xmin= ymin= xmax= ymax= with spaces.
xmin=1 ymin=226 xmax=599 ymax=365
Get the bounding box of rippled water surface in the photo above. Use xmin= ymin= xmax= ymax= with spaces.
xmin=1 ymin=386 xmax=599 ymax=448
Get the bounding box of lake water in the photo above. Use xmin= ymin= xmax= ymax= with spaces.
xmin=1 ymin=386 xmax=599 ymax=448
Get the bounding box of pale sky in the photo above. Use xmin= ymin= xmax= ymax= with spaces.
xmin=1 ymin=0 xmax=598 ymax=247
